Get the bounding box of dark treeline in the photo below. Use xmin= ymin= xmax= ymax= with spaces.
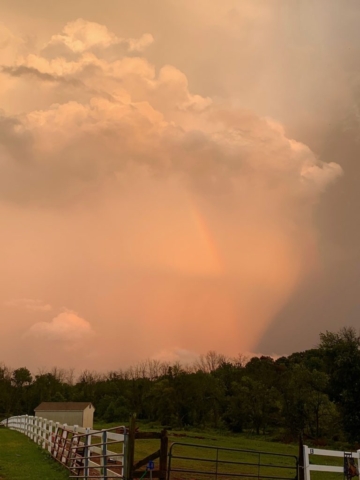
xmin=1 ymin=327 xmax=360 ymax=444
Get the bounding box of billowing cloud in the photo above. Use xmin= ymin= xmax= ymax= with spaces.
xmin=46 ymin=18 xmax=153 ymax=54
xmin=0 ymin=14 xmax=345 ymax=371
xmin=26 ymin=310 xmax=94 ymax=342
xmin=0 ymin=20 xmax=340 ymax=205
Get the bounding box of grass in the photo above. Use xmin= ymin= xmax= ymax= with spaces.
xmin=95 ymin=421 xmax=300 ymax=480
xmin=95 ymin=420 xmax=299 ymax=456
xmin=0 ymin=421 xmax=346 ymax=480
xmin=93 ymin=421 xmax=351 ymax=480
xmin=0 ymin=427 xmax=69 ymax=480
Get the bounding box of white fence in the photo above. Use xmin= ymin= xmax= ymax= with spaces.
xmin=1 ymin=415 xmax=126 ymax=479
xmin=304 ymin=445 xmax=360 ymax=480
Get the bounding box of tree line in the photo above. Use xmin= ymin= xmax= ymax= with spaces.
xmin=1 ymin=327 xmax=360 ymax=444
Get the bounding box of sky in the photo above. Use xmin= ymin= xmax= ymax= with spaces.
xmin=0 ymin=0 xmax=359 ymax=372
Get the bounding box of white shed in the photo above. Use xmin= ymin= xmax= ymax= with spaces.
xmin=34 ymin=402 xmax=95 ymax=428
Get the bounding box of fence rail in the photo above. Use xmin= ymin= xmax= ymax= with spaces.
xmin=1 ymin=415 xmax=126 ymax=479
xmin=303 ymin=445 xmax=360 ymax=480
xmin=5 ymin=417 xmax=358 ymax=480
xmin=167 ymin=442 xmax=299 ymax=480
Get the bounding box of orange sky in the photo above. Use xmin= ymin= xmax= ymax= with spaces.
xmin=1 ymin=1 xmax=357 ymax=372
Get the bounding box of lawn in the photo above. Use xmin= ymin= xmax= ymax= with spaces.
xmin=0 ymin=427 xmax=69 ymax=480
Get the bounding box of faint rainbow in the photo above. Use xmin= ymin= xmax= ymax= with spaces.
xmin=187 ymin=195 xmax=225 ymax=275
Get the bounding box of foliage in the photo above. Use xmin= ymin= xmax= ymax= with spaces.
xmin=319 ymin=327 xmax=360 ymax=441
xmin=2 ymin=327 xmax=360 ymax=443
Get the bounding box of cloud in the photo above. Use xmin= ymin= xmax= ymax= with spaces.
xmin=151 ymin=347 xmax=200 ymax=365
xmin=26 ymin=310 xmax=94 ymax=342
xmin=0 ymin=94 xmax=341 ymax=206
xmin=0 ymin=16 xmax=345 ymax=369
xmin=46 ymin=18 xmax=153 ymax=54
xmin=0 ymin=21 xmax=340 ymax=207
xmin=1 ymin=64 xmax=85 ymax=85
xmin=5 ymin=298 xmax=52 ymax=312
xmin=0 ymin=20 xmax=341 ymax=207
xmin=0 ymin=23 xmax=25 ymax=65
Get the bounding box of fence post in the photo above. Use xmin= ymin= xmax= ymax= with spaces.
xmin=62 ymin=424 xmax=68 ymax=464
xmin=44 ymin=418 xmax=49 ymax=449
xmin=298 ymin=435 xmax=304 ymax=480
xmin=37 ymin=417 xmax=41 ymax=445
xmin=48 ymin=420 xmax=53 ymax=452
xmin=31 ymin=416 xmax=35 ymax=441
xmin=33 ymin=416 xmax=37 ymax=442
xmin=39 ymin=417 xmax=42 ymax=444
xmin=53 ymin=422 xmax=59 ymax=457
xmin=84 ymin=427 xmax=91 ymax=480
xmin=159 ymin=429 xmax=168 ymax=480
xmin=303 ymin=445 xmax=310 ymax=480
xmin=124 ymin=414 xmax=136 ymax=480
xmin=101 ymin=429 xmax=108 ymax=480
xmin=38 ymin=417 xmax=43 ymax=445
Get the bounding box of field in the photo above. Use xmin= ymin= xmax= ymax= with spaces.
xmin=0 ymin=422 xmax=348 ymax=480
xmin=0 ymin=427 xmax=69 ymax=480
xmin=95 ymin=421 xmax=301 ymax=479
xmin=93 ymin=422 xmax=347 ymax=480
xmin=94 ymin=421 xmax=299 ymax=458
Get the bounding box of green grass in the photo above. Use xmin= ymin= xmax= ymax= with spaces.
xmin=0 ymin=422 xmax=347 ymax=480
xmin=95 ymin=421 xmax=299 ymax=480
xmin=94 ymin=420 xmax=299 ymax=456
xmin=93 ymin=421 xmax=351 ymax=480
xmin=0 ymin=427 xmax=69 ymax=480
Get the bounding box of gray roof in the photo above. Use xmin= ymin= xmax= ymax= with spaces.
xmin=34 ymin=402 xmax=94 ymax=412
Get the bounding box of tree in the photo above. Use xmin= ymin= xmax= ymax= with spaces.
xmin=12 ymin=367 xmax=32 ymax=388
xmin=31 ymin=372 xmax=64 ymax=406
xmin=0 ymin=364 xmax=12 ymax=418
xmin=194 ymin=351 xmax=228 ymax=373
xmin=319 ymin=327 xmax=360 ymax=441
xmin=11 ymin=367 xmax=33 ymax=414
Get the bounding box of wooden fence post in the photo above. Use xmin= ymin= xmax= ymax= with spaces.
xmin=159 ymin=429 xmax=168 ymax=480
xmin=124 ymin=414 xmax=136 ymax=480
xmin=298 ymin=435 xmax=304 ymax=480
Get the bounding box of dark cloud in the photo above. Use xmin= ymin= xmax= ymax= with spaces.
xmin=1 ymin=64 xmax=83 ymax=85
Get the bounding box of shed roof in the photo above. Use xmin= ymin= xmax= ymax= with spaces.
xmin=34 ymin=402 xmax=94 ymax=412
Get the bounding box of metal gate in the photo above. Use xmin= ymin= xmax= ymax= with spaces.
xmin=167 ymin=442 xmax=298 ymax=480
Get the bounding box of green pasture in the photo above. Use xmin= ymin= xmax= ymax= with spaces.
xmin=0 ymin=422 xmax=351 ymax=480
xmin=93 ymin=422 xmax=351 ymax=480
xmin=0 ymin=427 xmax=69 ymax=480
xmin=94 ymin=420 xmax=298 ymax=457
xmin=95 ymin=421 xmax=301 ymax=479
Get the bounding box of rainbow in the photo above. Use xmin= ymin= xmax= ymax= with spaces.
xmin=187 ymin=195 xmax=224 ymax=276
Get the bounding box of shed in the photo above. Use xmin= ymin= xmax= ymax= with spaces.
xmin=34 ymin=402 xmax=95 ymax=428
